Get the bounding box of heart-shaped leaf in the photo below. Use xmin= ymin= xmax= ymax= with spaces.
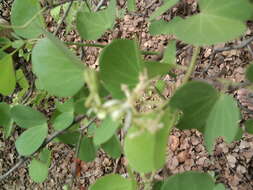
xmin=77 ymin=0 xmax=116 ymax=40
xmin=15 ymin=123 xmax=48 ymax=156
xmin=90 ymin=174 xmax=134 ymax=190
xmin=169 ymin=81 xmax=219 ymax=132
xmin=0 ymin=54 xmax=16 ymax=96
xmin=11 ymin=105 xmax=47 ymax=129
xmin=99 ymin=39 xmax=142 ymax=99
xmin=11 ymin=0 xmax=44 ymax=39
xmin=32 ymin=37 xmax=85 ymax=97
xmin=204 ymin=94 xmax=241 ymax=153
xmin=161 ymin=171 xmax=215 ymax=190
xmin=28 ymin=159 xmax=48 ymax=183
xmin=150 ymin=0 xmax=253 ymax=46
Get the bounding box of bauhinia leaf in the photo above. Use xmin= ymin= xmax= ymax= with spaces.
xmin=32 ymin=36 xmax=85 ymax=97
xmin=246 ymin=64 xmax=253 ymax=82
xmin=161 ymin=171 xmax=215 ymax=190
xmin=101 ymin=135 xmax=122 ymax=159
xmin=89 ymin=174 xmax=134 ymax=190
xmin=0 ymin=54 xmax=16 ymax=96
xmin=77 ymin=0 xmax=116 ymax=40
xmin=15 ymin=123 xmax=48 ymax=156
xmin=11 ymin=0 xmax=44 ymax=39
xmin=93 ymin=117 xmax=120 ymax=146
xmin=11 ymin=105 xmax=47 ymax=129
xmin=78 ymin=136 xmax=97 ymax=162
xmin=150 ymin=0 xmax=253 ymax=46
xmin=149 ymin=0 xmax=179 ymax=21
xmin=0 ymin=102 xmax=13 ymax=138
xmin=169 ymin=81 xmax=219 ymax=132
xmin=204 ymin=94 xmax=241 ymax=153
xmin=28 ymin=159 xmax=48 ymax=183
xmin=99 ymin=39 xmax=142 ymax=99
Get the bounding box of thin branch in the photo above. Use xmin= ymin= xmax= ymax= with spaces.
xmin=0 ymin=115 xmax=95 ymax=181
xmin=203 ymin=36 xmax=253 ymax=74
xmin=53 ymin=0 xmax=74 ymax=35
xmin=94 ymin=0 xmax=106 ymax=11
xmin=182 ymin=46 xmax=200 ymax=85
xmin=48 ymin=0 xmax=79 ymax=9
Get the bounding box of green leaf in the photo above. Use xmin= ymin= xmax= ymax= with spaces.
xmin=149 ymin=0 xmax=179 ymax=21
xmin=101 ymin=135 xmax=122 ymax=159
xmin=28 ymin=159 xmax=48 ymax=183
xmin=162 ymin=40 xmax=176 ymax=64
xmin=52 ymin=112 xmax=74 ymax=131
xmin=151 ymin=0 xmax=253 ymax=46
xmin=56 ymin=99 xmax=74 ymax=113
xmin=99 ymin=39 xmax=142 ymax=99
xmin=32 ymin=37 xmax=85 ymax=97
xmin=15 ymin=123 xmax=48 ymax=156
xmin=16 ymin=69 xmax=29 ymax=91
xmin=11 ymin=0 xmax=44 ymax=39
xmin=245 ymin=119 xmax=253 ymax=134
xmin=77 ymin=0 xmax=116 ymax=40
xmin=78 ymin=136 xmax=97 ymax=162
xmin=11 ymin=105 xmax=47 ymax=128
xmin=124 ymin=109 xmax=175 ymax=173
xmin=90 ymin=174 xmax=134 ymax=190
xmin=0 ymin=54 xmax=16 ymax=96
xmin=149 ymin=16 xmax=183 ymax=36
xmin=155 ymin=80 xmax=166 ymax=94
xmin=246 ymin=64 xmax=253 ymax=82
xmin=127 ymin=0 xmax=136 ymax=12
xmin=56 ymin=131 xmax=79 ymax=145
xmin=93 ymin=117 xmax=120 ymax=145
xmin=161 ymin=171 xmax=215 ymax=190
xmin=169 ymin=81 xmax=219 ymax=132
xmin=144 ymin=61 xmax=173 ymax=79
xmin=204 ymin=94 xmax=241 ymax=153
xmin=213 ymin=183 xmax=226 ymax=190
xmin=39 ymin=148 xmax=51 ymax=167
xmin=0 ymin=102 xmax=13 ymax=138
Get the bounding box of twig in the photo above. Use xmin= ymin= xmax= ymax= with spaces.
xmin=53 ymin=0 xmax=74 ymax=35
xmin=203 ymin=36 xmax=253 ymax=74
xmin=48 ymin=0 xmax=79 ymax=9
xmin=182 ymin=46 xmax=200 ymax=84
xmin=0 ymin=115 xmax=91 ymax=181
xmin=94 ymin=0 xmax=106 ymax=11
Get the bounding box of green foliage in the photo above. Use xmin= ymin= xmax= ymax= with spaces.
xmin=101 ymin=135 xmax=122 ymax=159
xmin=245 ymin=119 xmax=253 ymax=134
xmin=162 ymin=40 xmax=176 ymax=64
xmin=93 ymin=117 xmax=120 ymax=145
xmin=78 ymin=136 xmax=97 ymax=162
xmin=0 ymin=103 xmax=13 ymax=138
xmin=204 ymin=94 xmax=241 ymax=153
xmin=11 ymin=105 xmax=47 ymax=128
xmin=161 ymin=171 xmax=215 ymax=190
xmin=28 ymin=159 xmax=48 ymax=183
xmin=11 ymin=0 xmax=44 ymax=39
xmin=149 ymin=0 xmax=179 ymax=21
xmin=170 ymin=81 xmax=219 ymax=132
xmin=246 ymin=64 xmax=253 ymax=82
xmin=99 ymin=39 xmax=142 ymax=99
xmin=150 ymin=0 xmax=253 ymax=46
xmin=127 ymin=0 xmax=136 ymax=12
xmin=32 ymin=36 xmax=85 ymax=97
xmin=15 ymin=123 xmax=48 ymax=156
xmin=77 ymin=0 xmax=116 ymax=40
xmin=89 ymin=174 xmax=135 ymax=190
xmin=0 ymin=54 xmax=16 ymax=96
xmin=144 ymin=61 xmax=173 ymax=79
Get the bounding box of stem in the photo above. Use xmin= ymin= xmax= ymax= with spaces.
xmin=65 ymin=41 xmax=106 ymax=48
xmin=182 ymin=46 xmax=200 ymax=85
